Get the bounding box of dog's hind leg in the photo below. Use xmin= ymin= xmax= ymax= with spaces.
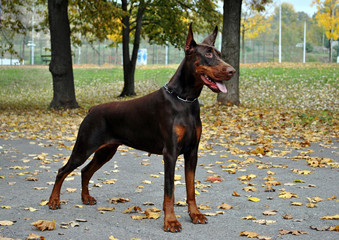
xmin=81 ymin=144 xmax=119 ymax=205
xmin=48 ymin=149 xmax=91 ymax=210
xmin=48 ymin=118 xmax=109 ymax=210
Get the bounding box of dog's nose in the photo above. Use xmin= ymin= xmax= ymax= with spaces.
xmin=226 ymin=66 xmax=236 ymax=76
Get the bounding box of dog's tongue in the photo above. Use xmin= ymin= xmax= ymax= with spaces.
xmin=216 ymin=81 xmax=227 ymax=93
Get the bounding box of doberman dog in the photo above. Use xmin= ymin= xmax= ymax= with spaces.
xmin=48 ymin=23 xmax=235 ymax=232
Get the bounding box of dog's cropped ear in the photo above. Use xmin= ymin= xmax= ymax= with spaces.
xmin=202 ymin=26 xmax=218 ymax=46
xmin=185 ymin=23 xmax=197 ymax=55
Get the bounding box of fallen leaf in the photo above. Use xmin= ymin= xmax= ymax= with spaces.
xmin=257 ymin=235 xmax=272 ymax=240
xmin=144 ymin=208 xmax=161 ymax=219
xmin=40 ymin=200 xmax=49 ymax=206
xmin=291 ymin=202 xmax=303 ymax=206
xmin=253 ymin=219 xmax=276 ymax=225
xmin=76 ymin=219 xmax=87 ymax=222
xmin=232 ymin=191 xmax=241 ymax=197
xmin=102 ymin=179 xmax=117 ymax=184
xmin=109 ymin=235 xmax=119 ymax=240
xmin=240 ymin=231 xmax=259 ymax=238
xmin=26 ymin=232 xmax=45 ymax=240
xmin=0 ymin=220 xmax=15 ymax=226
xmin=206 ymin=176 xmax=223 ymax=183
xmin=1 ymin=206 xmax=11 ymax=209
xmin=142 ymin=180 xmax=152 ymax=184
xmin=243 ymin=186 xmax=257 ymax=192
xmin=26 ymin=176 xmax=39 ymax=181
xmin=204 ymin=211 xmax=224 ymax=216
xmin=66 ymin=188 xmax=77 ymax=193
xmin=283 ymin=214 xmax=293 ymax=219
xmin=123 ymin=206 xmax=142 ymax=214
xmin=175 ymin=201 xmax=187 ymax=206
xmin=174 ymin=175 xmax=182 ymax=181
xmin=73 ymin=205 xmax=83 ymax=208
xmin=31 ymin=220 xmax=56 ymax=231
xmin=97 ymin=207 xmax=115 ymax=211
xmin=320 ymin=214 xmax=339 ymax=220
xmin=248 ymin=197 xmax=260 ymax=202
xmin=217 ymin=202 xmax=232 ymax=210
xmin=242 ymin=215 xmax=256 ymax=220
xmin=310 ymin=225 xmax=335 ymax=231
xmin=262 ymin=210 xmax=277 ymax=216
xmin=278 ymin=229 xmax=307 ymax=236
xmin=25 ymin=207 xmax=39 ymax=212
xmin=238 ymin=174 xmax=257 ymax=181
xmin=108 ymin=197 xmax=130 ymax=204
xmin=198 ymin=204 xmax=210 ymax=210
xmin=33 ymin=187 xmax=48 ymax=190
xmin=131 ymin=215 xmax=146 ymax=220
xmin=293 ymin=179 xmax=305 ymax=183
xmin=279 ymin=191 xmax=298 ymax=199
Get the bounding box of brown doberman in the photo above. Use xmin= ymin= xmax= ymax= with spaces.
xmin=48 ymin=23 xmax=235 ymax=232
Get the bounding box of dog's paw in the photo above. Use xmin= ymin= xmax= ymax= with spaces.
xmin=82 ymin=195 xmax=97 ymax=205
xmin=190 ymin=212 xmax=208 ymax=224
xmin=48 ymin=199 xmax=61 ymax=210
xmin=163 ymin=219 xmax=182 ymax=233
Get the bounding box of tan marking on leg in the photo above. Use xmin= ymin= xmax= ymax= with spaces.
xmin=196 ymin=125 xmax=202 ymax=141
xmin=174 ymin=125 xmax=186 ymax=143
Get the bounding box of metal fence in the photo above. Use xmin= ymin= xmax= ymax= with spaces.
xmin=1 ymin=35 xmax=337 ymax=65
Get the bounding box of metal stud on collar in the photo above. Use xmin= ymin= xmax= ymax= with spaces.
xmin=163 ymin=83 xmax=198 ymax=103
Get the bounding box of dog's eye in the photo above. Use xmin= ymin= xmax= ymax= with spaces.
xmin=205 ymin=52 xmax=213 ymax=58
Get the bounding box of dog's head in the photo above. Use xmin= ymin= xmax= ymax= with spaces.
xmin=185 ymin=23 xmax=235 ymax=93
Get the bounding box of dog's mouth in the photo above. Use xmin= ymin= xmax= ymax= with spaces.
xmin=201 ymin=74 xmax=227 ymax=93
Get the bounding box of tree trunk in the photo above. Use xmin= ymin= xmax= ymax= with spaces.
xmin=242 ymin=26 xmax=245 ymax=64
xmin=119 ymin=0 xmax=145 ymax=97
xmin=329 ymin=39 xmax=331 ymax=63
xmin=218 ymin=0 xmax=242 ymax=106
xmin=48 ymin=0 xmax=79 ymax=109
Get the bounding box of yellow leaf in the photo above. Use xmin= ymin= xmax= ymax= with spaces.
xmin=320 ymin=214 xmax=339 ymax=220
xmin=102 ymin=179 xmax=117 ymax=184
xmin=73 ymin=205 xmax=83 ymax=208
xmin=242 ymin=215 xmax=257 ymax=220
xmin=279 ymin=191 xmax=298 ymax=199
xmin=131 ymin=215 xmax=146 ymax=220
xmin=243 ymin=186 xmax=258 ymax=192
xmin=1 ymin=206 xmax=11 ymax=209
xmin=31 ymin=220 xmax=56 ymax=231
xmin=217 ymin=203 xmax=233 ymax=210
xmin=0 ymin=220 xmax=15 ymax=226
xmin=109 ymin=235 xmax=119 ymax=240
xmin=123 ymin=206 xmax=142 ymax=214
xmin=40 ymin=200 xmax=49 ymax=206
xmin=145 ymin=208 xmax=162 ymax=219
xmin=195 ymin=189 xmax=200 ymax=195
xmin=142 ymin=180 xmax=152 ymax=184
xmin=66 ymin=188 xmax=77 ymax=193
xmin=26 ymin=233 xmax=44 ymax=240
xmin=291 ymin=202 xmax=303 ymax=206
xmin=248 ymin=197 xmax=260 ymax=202
xmin=240 ymin=231 xmax=259 ymax=238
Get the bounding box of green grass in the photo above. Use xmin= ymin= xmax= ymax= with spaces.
xmin=0 ymin=63 xmax=338 ymax=112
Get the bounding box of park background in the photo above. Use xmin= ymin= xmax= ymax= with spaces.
xmin=1 ymin=0 xmax=338 ymax=66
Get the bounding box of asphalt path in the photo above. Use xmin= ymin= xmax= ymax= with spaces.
xmin=0 ymin=135 xmax=338 ymax=240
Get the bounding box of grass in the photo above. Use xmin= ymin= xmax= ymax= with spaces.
xmin=0 ymin=63 xmax=337 ymax=142
xmin=0 ymin=63 xmax=337 ymax=111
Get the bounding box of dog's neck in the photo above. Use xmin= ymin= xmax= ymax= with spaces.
xmin=166 ymin=57 xmax=204 ymax=102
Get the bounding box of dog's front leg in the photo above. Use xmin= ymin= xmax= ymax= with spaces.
xmin=162 ymin=148 xmax=182 ymax=232
xmin=184 ymin=149 xmax=208 ymax=224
